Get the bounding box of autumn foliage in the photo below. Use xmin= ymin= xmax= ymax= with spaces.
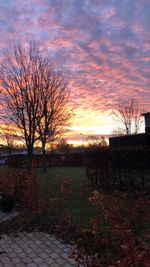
xmin=73 ymin=191 xmax=150 ymax=267
xmin=0 ymin=168 xmax=42 ymax=213
xmin=59 ymin=178 xmax=72 ymax=196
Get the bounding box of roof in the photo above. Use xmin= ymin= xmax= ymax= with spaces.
xmin=141 ymin=112 xmax=150 ymax=116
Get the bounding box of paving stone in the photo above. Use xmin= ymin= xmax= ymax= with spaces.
xmin=33 ymin=257 xmax=44 ymax=264
xmin=4 ymin=264 xmax=15 ymax=267
xmin=18 ymin=252 xmax=27 ymax=258
xmin=25 ymin=248 xmax=34 ymax=254
xmin=42 ymin=248 xmax=53 ymax=254
xmin=11 ymin=257 xmax=22 ymax=264
xmin=0 ymin=257 xmax=11 ymax=264
xmin=0 ymin=252 xmax=7 ymax=259
xmin=39 ymin=264 xmax=49 ymax=267
xmin=15 ymin=264 xmax=26 ymax=267
xmin=4 ymin=248 xmax=13 ymax=253
xmin=14 ymin=247 xmax=23 ymax=253
xmin=0 ymin=232 xmax=76 ymax=266
xmin=44 ymin=257 xmax=55 ymax=264
xmin=9 ymin=251 xmax=17 ymax=259
xmin=28 ymin=252 xmax=37 ymax=259
xmin=33 ymin=248 xmax=43 ymax=254
xmin=56 ymin=257 xmax=66 ymax=265
xmin=26 ymin=263 xmax=38 ymax=267
xmin=50 ymin=263 xmax=59 ymax=267
xmin=22 ymin=257 xmax=33 ymax=264
xmin=39 ymin=252 xmax=49 ymax=259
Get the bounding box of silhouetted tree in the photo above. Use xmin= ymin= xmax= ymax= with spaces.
xmin=86 ymin=135 xmax=108 ymax=148
xmin=113 ymin=99 xmax=143 ymax=135
xmin=37 ymin=67 xmax=70 ymax=172
xmin=0 ymin=42 xmax=46 ymax=170
xmin=0 ymin=42 xmax=70 ymax=171
xmin=55 ymin=138 xmax=73 ymax=153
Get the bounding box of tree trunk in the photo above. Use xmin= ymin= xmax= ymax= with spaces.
xmin=42 ymin=143 xmax=47 ymax=173
xmin=27 ymin=147 xmax=33 ymax=172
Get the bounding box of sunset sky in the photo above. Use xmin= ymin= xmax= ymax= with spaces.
xmin=0 ymin=0 xmax=150 ymax=144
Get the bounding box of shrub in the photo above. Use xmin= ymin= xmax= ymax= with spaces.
xmin=72 ymin=191 xmax=150 ymax=266
xmin=0 ymin=168 xmax=42 ymax=214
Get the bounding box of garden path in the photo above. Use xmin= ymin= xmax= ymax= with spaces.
xmin=0 ymin=212 xmax=77 ymax=267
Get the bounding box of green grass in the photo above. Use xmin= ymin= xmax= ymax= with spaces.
xmin=37 ymin=166 xmax=86 ymax=191
xmin=36 ymin=167 xmax=96 ymax=226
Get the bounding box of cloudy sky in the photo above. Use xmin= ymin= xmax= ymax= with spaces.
xmin=0 ymin=0 xmax=150 ymax=143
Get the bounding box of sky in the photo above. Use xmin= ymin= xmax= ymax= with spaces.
xmin=0 ymin=0 xmax=150 ymax=144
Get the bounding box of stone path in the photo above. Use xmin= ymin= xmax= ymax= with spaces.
xmin=0 ymin=232 xmax=76 ymax=267
xmin=0 ymin=210 xmax=78 ymax=266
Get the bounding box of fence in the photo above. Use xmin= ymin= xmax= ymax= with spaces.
xmin=7 ymin=152 xmax=85 ymax=168
xmin=85 ymin=147 xmax=150 ymax=191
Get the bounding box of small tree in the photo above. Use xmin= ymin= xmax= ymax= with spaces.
xmin=113 ymin=99 xmax=143 ymax=135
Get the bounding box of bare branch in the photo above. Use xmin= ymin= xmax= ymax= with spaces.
xmin=112 ymin=99 xmax=143 ymax=135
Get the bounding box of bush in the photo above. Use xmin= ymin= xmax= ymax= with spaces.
xmin=72 ymin=191 xmax=150 ymax=266
xmin=0 ymin=168 xmax=42 ymax=214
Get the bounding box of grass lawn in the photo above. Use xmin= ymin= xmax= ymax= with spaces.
xmin=36 ymin=166 xmax=96 ymax=226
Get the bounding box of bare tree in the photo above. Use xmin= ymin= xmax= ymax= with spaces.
xmin=0 ymin=42 xmax=70 ymax=171
xmin=112 ymin=99 xmax=143 ymax=135
xmin=36 ymin=66 xmax=70 ymax=172
xmin=0 ymin=42 xmax=47 ymax=170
